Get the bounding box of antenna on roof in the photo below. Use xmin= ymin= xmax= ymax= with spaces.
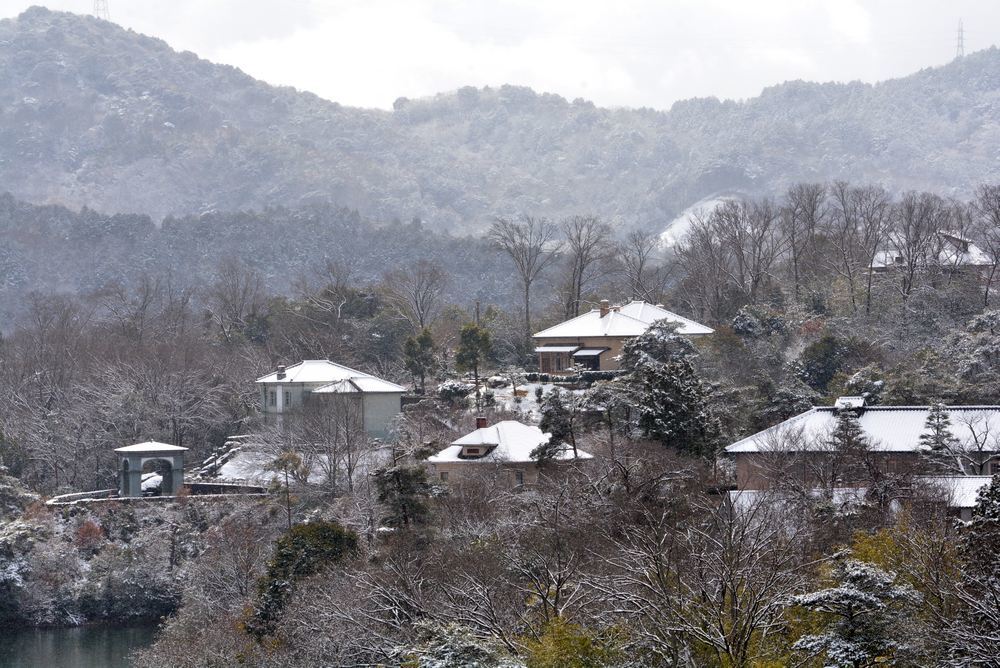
xmin=956 ymin=19 xmax=965 ymax=59
xmin=93 ymin=0 xmax=110 ymax=21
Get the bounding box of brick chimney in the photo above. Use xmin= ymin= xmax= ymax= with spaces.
xmin=599 ymin=299 xmax=610 ymax=317
xmin=475 ymin=416 xmax=488 ymax=429
xmin=276 ymin=364 xmax=286 ymax=380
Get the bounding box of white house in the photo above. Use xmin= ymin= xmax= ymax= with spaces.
xmin=427 ymin=418 xmax=592 ymax=486
xmin=533 ymin=300 xmax=713 ymax=373
xmin=256 ymin=360 xmax=405 ymax=438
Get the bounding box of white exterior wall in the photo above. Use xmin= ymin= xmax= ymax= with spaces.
xmin=260 ymin=382 xmax=322 ymax=414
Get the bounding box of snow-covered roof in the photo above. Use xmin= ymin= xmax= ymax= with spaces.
xmin=533 ymin=300 xmax=713 ymax=339
xmin=534 ymin=345 xmax=579 ymax=353
xmin=427 ymin=420 xmax=593 ymax=464
xmin=311 ymin=377 xmax=405 ymax=394
xmin=115 ymin=441 xmax=188 ymax=453
xmin=725 ymin=406 xmax=1000 ymax=454
xmin=918 ymin=476 xmax=993 ymax=508
xmin=872 ymin=231 xmax=992 ymax=269
xmin=256 ymin=360 xmax=402 ymax=393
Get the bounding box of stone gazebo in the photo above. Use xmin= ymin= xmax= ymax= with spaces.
xmin=115 ymin=441 xmax=188 ymax=497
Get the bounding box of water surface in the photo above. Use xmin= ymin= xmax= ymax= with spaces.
xmin=0 ymin=625 xmax=157 ymax=668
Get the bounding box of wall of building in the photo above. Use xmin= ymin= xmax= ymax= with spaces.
xmin=734 ymin=451 xmax=925 ymax=489
xmin=429 ymin=460 xmax=544 ymax=487
xmin=535 ymin=336 xmax=629 ymax=372
xmin=259 ymin=382 xmax=325 ymax=414
xmin=362 ymin=392 xmax=403 ymax=439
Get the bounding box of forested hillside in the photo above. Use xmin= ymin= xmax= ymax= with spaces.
xmin=3 ymin=7 xmax=1000 ymax=231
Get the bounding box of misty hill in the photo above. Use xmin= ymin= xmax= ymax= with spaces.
xmin=3 ymin=7 xmax=1000 ymax=232
xmin=0 ymin=193 xmax=509 ymax=324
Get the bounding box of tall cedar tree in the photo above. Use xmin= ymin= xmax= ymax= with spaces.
xmin=373 ymin=464 xmax=431 ymax=528
xmin=403 ymin=328 xmax=435 ymax=394
xmin=918 ymin=402 xmax=960 ymax=473
xmin=455 ymin=323 xmax=492 ymax=408
xmin=619 ymin=321 xmax=719 ymax=458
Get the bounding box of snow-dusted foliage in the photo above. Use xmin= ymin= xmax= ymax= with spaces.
xmin=792 ymin=558 xmax=922 ymax=667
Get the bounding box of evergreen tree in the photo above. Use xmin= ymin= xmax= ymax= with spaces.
xmin=918 ymin=402 xmax=960 ymax=473
xmin=373 ymin=464 xmax=431 ymax=528
xmin=792 ymin=558 xmax=922 ymax=668
xmin=455 ymin=323 xmax=492 ymax=408
xmin=539 ymin=390 xmax=577 ymax=456
xmin=947 ymin=476 xmax=1000 ymax=663
xmin=404 ymin=327 xmax=436 ymax=394
xmin=248 ymin=521 xmax=358 ymax=639
xmin=619 ymin=321 xmax=719 ymax=458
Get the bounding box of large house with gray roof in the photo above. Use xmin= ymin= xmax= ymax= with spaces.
xmin=256 ymin=360 xmax=405 ymax=438
xmin=532 ymin=299 xmax=713 ymax=374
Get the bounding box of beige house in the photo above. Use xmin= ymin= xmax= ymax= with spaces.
xmin=725 ymin=398 xmax=1000 ymax=490
xmin=426 ymin=418 xmax=592 ymax=487
xmin=256 ymin=360 xmax=405 ymax=439
xmin=532 ymin=300 xmax=713 ymax=374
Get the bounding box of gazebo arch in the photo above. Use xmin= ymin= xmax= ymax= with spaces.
xmin=115 ymin=441 xmax=188 ymax=497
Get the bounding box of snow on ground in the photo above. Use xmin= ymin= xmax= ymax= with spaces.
xmin=659 ymin=194 xmax=739 ymax=246
xmin=490 ymin=382 xmax=586 ymax=422
xmin=215 ymin=445 xmax=392 ymax=486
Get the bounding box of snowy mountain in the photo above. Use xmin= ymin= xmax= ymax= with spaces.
xmin=3 ymin=7 xmax=1000 ymax=231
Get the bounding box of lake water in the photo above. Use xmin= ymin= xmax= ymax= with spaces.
xmin=0 ymin=625 xmax=158 ymax=668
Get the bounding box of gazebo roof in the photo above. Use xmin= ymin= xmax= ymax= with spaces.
xmin=115 ymin=441 xmax=188 ymax=454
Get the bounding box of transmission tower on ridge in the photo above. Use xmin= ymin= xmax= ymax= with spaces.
xmin=93 ymin=0 xmax=110 ymax=21
xmin=956 ymin=19 xmax=965 ymax=58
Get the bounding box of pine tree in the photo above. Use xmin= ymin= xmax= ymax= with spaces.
xmin=792 ymin=558 xmax=922 ymax=667
xmin=404 ymin=328 xmax=435 ymax=394
xmin=373 ymin=464 xmax=431 ymax=528
xmin=455 ymin=323 xmax=492 ymax=409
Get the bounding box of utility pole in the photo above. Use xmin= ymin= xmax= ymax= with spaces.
xmin=93 ymin=0 xmax=110 ymax=21
xmin=956 ymin=19 xmax=965 ymax=59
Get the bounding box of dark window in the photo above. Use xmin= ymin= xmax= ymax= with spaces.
xmin=269 ymin=391 xmax=276 ymax=407
xmin=440 ymin=471 xmax=449 ymax=481
xmin=514 ymin=470 xmax=524 ymax=486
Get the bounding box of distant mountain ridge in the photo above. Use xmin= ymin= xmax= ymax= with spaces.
xmin=2 ymin=6 xmax=1000 ymax=232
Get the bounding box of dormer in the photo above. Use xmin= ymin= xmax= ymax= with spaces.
xmin=834 ymin=396 xmax=866 ymax=412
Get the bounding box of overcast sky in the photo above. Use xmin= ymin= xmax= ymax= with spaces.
xmin=1 ymin=1 xmax=996 ymax=109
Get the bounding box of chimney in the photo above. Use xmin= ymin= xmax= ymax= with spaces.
xmin=599 ymin=299 xmax=610 ymax=317
xmin=276 ymin=364 xmax=286 ymax=380
xmin=475 ymin=416 xmax=488 ymax=429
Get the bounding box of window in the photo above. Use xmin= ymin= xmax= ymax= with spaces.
xmin=268 ymin=391 xmax=276 ymax=407
xmin=465 ymin=448 xmax=480 ymax=455
xmin=440 ymin=471 xmax=449 ymax=481
xmin=991 ymin=461 xmax=1000 ymax=475
xmin=284 ymin=391 xmax=291 ymax=408
xmin=514 ymin=470 xmax=525 ymax=487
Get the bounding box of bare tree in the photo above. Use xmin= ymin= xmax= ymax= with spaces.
xmin=782 ymin=183 xmax=826 ymax=302
xmin=559 ymin=215 xmax=613 ymax=318
xmin=973 ymin=184 xmax=1000 ymax=307
xmin=825 ymin=181 xmax=864 ymax=313
xmin=207 ymin=258 xmax=266 ymax=344
xmin=854 ymin=185 xmax=892 ymax=314
xmin=887 ymin=192 xmax=947 ymax=300
xmin=676 ymin=213 xmax=732 ymax=323
xmin=712 ymin=198 xmax=787 ymax=304
xmin=489 ymin=216 xmax=561 ymax=348
xmin=617 ymin=228 xmax=664 ymax=301
xmin=382 ymin=259 xmax=449 ymax=332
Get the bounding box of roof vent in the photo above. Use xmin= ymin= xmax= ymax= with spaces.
xmin=834 ymin=396 xmax=865 ymax=411
xmin=599 ymin=299 xmax=610 ymax=317
xmin=276 ymin=364 xmax=286 ymax=380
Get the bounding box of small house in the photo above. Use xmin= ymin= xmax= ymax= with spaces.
xmin=427 ymin=418 xmax=592 ymax=487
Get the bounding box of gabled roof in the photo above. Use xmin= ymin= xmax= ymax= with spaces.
xmin=427 ymin=420 xmax=593 ymax=464
xmin=532 ymin=300 xmax=713 ymax=339
xmin=725 ymin=405 xmax=1000 ymax=453
xmin=115 ymin=441 xmax=188 ymax=453
xmin=256 ymin=360 xmax=402 ymax=393
xmin=872 ymin=231 xmax=992 ymax=269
